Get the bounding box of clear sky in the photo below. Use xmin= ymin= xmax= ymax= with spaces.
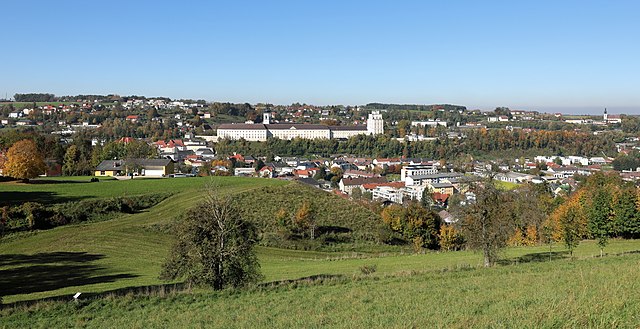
xmin=2 ymin=1 xmax=639 ymax=114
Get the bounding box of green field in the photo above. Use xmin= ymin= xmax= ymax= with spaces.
xmin=0 ymin=176 xmax=279 ymax=206
xmin=2 ymin=177 xmax=640 ymax=327
xmin=2 ymin=250 xmax=640 ymax=328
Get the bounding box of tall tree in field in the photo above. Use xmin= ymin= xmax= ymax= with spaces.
xmin=453 ymin=179 xmax=515 ymax=267
xmin=62 ymin=145 xmax=79 ymax=176
xmin=4 ymin=139 xmax=46 ymax=181
xmin=613 ymin=187 xmax=640 ymax=238
xmin=160 ymin=192 xmax=262 ymax=290
xmin=586 ymin=189 xmax=613 ymax=257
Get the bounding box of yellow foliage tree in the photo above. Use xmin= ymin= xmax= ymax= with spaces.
xmin=439 ymin=225 xmax=464 ymax=251
xmin=4 ymin=139 xmax=46 ymax=181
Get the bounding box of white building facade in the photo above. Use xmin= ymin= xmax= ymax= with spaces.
xmin=217 ymin=111 xmax=385 ymax=141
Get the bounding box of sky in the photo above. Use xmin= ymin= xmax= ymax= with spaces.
xmin=1 ymin=1 xmax=639 ymax=114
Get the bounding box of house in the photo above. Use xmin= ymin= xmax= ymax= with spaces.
xmin=94 ymin=158 xmax=174 ymax=177
xmin=258 ymin=165 xmax=274 ymax=178
xmin=428 ymin=182 xmax=455 ymax=195
xmin=400 ymin=164 xmax=438 ymax=182
xmin=126 ymin=115 xmax=139 ymax=123
xmin=296 ymin=177 xmax=321 ymax=188
xmin=343 ymin=169 xmax=378 ymax=179
xmin=234 ymin=167 xmax=255 ymax=176
xmin=339 ymin=176 xmax=387 ymax=195
xmin=438 ymin=210 xmax=456 ymax=224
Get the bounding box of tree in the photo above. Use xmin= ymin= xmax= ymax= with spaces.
xmin=439 ymin=225 xmax=464 ymax=251
xmin=381 ymin=202 xmax=441 ymax=250
xmin=160 ymin=192 xmax=262 ymax=290
xmin=587 ymin=189 xmax=613 ymax=257
xmin=254 ymin=159 xmax=265 ymax=171
xmin=421 ymin=187 xmax=434 ymax=209
xmin=560 ymin=206 xmax=581 ymax=258
xmin=453 ymin=179 xmax=515 ymax=267
xmin=294 ymin=201 xmax=316 ymax=239
xmin=613 ymin=187 xmax=640 ymax=238
xmin=4 ymin=139 xmax=46 ymax=181
xmin=62 ymin=145 xmax=79 ymax=176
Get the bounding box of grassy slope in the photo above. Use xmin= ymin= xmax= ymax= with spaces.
xmin=236 ymin=183 xmax=384 ymax=244
xmin=2 ymin=252 xmax=640 ymax=328
xmin=0 ymin=177 xmax=288 ymax=302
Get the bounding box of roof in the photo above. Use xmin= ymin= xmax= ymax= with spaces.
xmin=329 ymin=125 xmax=367 ymax=131
xmin=296 ymin=177 xmax=320 ymax=187
xmin=409 ymin=173 xmax=463 ymax=180
xmin=430 ymin=182 xmax=454 ymax=188
xmin=218 ymin=123 xmax=267 ymax=130
xmin=362 ymin=181 xmax=405 ymax=189
xmin=265 ymin=124 xmax=329 ymax=130
xmin=340 ymin=177 xmax=387 ymax=186
xmin=95 ymin=158 xmax=173 ymax=171
xmin=95 ymin=160 xmax=125 ymax=171
xmin=433 ymin=192 xmax=450 ymax=203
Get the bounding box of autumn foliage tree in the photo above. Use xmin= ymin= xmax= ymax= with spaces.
xmin=381 ymin=202 xmax=441 ymax=251
xmin=3 ymin=139 xmax=46 ymax=181
xmin=294 ymin=201 xmax=316 ymax=239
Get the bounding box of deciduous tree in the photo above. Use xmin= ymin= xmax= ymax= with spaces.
xmin=453 ymin=179 xmax=515 ymax=267
xmin=160 ymin=192 xmax=262 ymax=290
xmin=4 ymin=139 xmax=46 ymax=181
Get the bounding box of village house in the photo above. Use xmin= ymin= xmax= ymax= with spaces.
xmin=94 ymin=158 xmax=174 ymax=177
xmin=339 ymin=176 xmax=387 ymax=195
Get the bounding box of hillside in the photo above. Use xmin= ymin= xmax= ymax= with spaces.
xmin=2 ymin=252 xmax=640 ymax=328
xmin=234 ymin=182 xmax=385 ymax=250
xmin=0 ymin=177 xmax=288 ymax=303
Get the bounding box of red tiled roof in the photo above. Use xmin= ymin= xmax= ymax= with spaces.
xmin=433 ymin=192 xmax=449 ymax=203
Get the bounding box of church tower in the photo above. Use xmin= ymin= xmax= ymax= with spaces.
xmin=263 ymin=111 xmax=271 ymax=124
xmin=367 ymin=111 xmax=384 ymax=135
xmin=603 ymin=108 xmax=608 ymax=122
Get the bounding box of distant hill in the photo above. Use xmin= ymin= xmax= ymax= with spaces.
xmin=364 ymin=103 xmax=467 ymax=112
xmin=234 ymin=182 xmax=385 ymax=250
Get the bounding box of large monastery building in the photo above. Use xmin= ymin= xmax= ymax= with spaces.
xmin=217 ymin=111 xmax=384 ymax=141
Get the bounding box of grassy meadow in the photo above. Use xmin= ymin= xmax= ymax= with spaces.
xmin=1 ymin=176 xmax=640 ymax=327
xmin=2 ymin=251 xmax=640 ymax=328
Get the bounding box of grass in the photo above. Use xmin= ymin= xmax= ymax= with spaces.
xmin=0 ymin=176 xmax=277 ymax=206
xmin=236 ymin=183 xmax=384 ymax=249
xmin=494 ymin=179 xmax=520 ymax=190
xmin=0 ymin=177 xmax=288 ymax=302
xmin=2 ymin=251 xmax=640 ymax=328
xmin=2 ymin=176 xmax=640 ymax=327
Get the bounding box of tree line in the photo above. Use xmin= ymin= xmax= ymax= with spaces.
xmin=215 ymin=129 xmax=617 ymax=159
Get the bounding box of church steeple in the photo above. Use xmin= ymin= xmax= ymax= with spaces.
xmin=603 ymin=108 xmax=608 ymax=121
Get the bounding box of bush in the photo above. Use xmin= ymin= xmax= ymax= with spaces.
xmin=5 ymin=193 xmax=172 ymax=232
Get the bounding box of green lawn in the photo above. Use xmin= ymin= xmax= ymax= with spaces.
xmin=494 ymin=179 xmax=520 ymax=190
xmin=0 ymin=177 xmax=288 ymax=302
xmin=2 ymin=175 xmax=640 ymax=327
xmin=0 ymin=176 xmax=280 ymax=206
xmin=2 ymin=252 xmax=640 ymax=328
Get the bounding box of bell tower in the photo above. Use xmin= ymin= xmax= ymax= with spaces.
xmin=603 ymin=108 xmax=608 ymax=122
xmin=263 ymin=111 xmax=271 ymax=124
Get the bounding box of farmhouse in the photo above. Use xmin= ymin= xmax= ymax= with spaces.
xmin=94 ymin=159 xmax=174 ymax=177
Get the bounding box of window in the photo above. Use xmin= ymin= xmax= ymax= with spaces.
xmin=100 ymin=171 xmax=106 ymax=175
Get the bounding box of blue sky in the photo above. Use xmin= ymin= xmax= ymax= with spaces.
xmin=2 ymin=1 xmax=639 ymax=114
